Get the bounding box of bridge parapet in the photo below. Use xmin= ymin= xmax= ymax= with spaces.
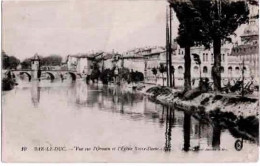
xmin=12 ymin=70 xmax=83 ymax=81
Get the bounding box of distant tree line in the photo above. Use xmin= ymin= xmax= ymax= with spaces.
xmin=21 ymin=58 xmax=31 ymax=69
xmin=2 ymin=51 xmax=63 ymax=70
xmin=151 ymin=64 xmax=168 ymax=86
xmin=2 ymin=51 xmax=20 ymax=70
xmin=88 ymin=64 xmax=144 ymax=85
xmin=40 ymin=55 xmax=62 ymax=66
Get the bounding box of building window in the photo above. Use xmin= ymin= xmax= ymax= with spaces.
xmin=235 ymin=67 xmax=240 ymax=74
xmin=206 ymin=53 xmax=208 ymax=61
xmin=203 ymin=66 xmax=208 ymax=73
xmin=178 ymin=66 xmax=183 ymax=74
xmin=194 ymin=66 xmax=199 ymax=74
xmin=203 ymin=53 xmax=205 ymax=62
xmin=228 ymin=66 xmax=232 ymax=75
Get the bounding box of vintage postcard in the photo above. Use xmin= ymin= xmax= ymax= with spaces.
xmin=1 ymin=0 xmax=259 ymax=163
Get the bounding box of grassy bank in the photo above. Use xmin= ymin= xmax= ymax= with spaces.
xmin=146 ymin=86 xmax=259 ymax=143
xmin=146 ymin=86 xmax=259 ymax=117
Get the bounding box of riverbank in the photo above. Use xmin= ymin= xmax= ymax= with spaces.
xmin=2 ymin=77 xmax=18 ymax=91
xmin=85 ymin=82 xmax=259 ymax=118
xmin=145 ymin=86 xmax=259 ymax=117
xmin=144 ymin=85 xmax=259 ymax=143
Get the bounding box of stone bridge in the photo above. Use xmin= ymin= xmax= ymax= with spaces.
xmin=12 ymin=70 xmax=84 ymax=81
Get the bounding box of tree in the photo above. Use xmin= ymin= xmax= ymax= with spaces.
xmin=21 ymin=58 xmax=31 ymax=69
xmin=152 ymin=67 xmax=158 ymax=84
xmin=8 ymin=56 xmax=21 ymax=69
xmin=100 ymin=69 xmax=114 ymax=84
xmin=159 ymin=64 xmax=167 ymax=86
xmin=188 ymin=0 xmax=249 ymax=91
xmin=2 ymin=51 xmax=20 ymax=69
xmin=41 ymin=55 xmax=62 ymax=66
xmin=169 ymin=0 xmax=249 ymax=91
xmin=133 ymin=71 xmax=144 ymax=82
xmin=119 ymin=67 xmax=131 ymax=83
xmin=90 ymin=63 xmax=100 ymax=83
xmin=169 ymin=1 xmax=208 ymax=92
xmin=2 ymin=51 xmax=10 ymax=69
xmin=170 ymin=65 xmax=175 ymax=87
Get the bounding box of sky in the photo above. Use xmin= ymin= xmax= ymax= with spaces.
xmin=2 ymin=0 xmax=250 ymax=60
xmin=2 ymin=0 xmax=180 ymax=60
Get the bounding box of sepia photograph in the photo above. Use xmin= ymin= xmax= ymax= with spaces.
xmin=1 ymin=0 xmax=259 ymax=163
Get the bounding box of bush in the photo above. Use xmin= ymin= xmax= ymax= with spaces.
xmin=132 ymin=71 xmax=144 ymax=82
xmin=146 ymin=86 xmax=172 ymax=97
xmin=183 ymin=88 xmax=202 ymax=100
xmin=100 ymin=69 xmax=114 ymax=84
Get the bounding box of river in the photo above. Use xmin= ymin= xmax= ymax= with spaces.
xmin=2 ymin=79 xmax=258 ymax=162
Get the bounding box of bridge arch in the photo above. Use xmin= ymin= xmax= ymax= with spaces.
xmin=20 ymin=72 xmax=32 ymax=81
xmin=68 ymin=72 xmax=76 ymax=81
xmin=45 ymin=72 xmax=55 ymax=81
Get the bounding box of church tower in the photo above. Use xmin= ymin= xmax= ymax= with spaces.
xmin=31 ymin=53 xmax=41 ymax=80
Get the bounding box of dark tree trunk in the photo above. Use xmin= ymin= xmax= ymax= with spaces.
xmin=212 ymin=37 xmax=222 ymax=91
xmin=162 ymin=73 xmax=164 ymax=86
xmin=184 ymin=46 xmax=191 ymax=92
xmin=172 ymin=72 xmax=175 ymax=88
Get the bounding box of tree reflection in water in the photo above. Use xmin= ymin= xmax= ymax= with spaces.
xmin=164 ymin=105 xmax=175 ymax=152
xmin=212 ymin=123 xmax=221 ymax=150
xmin=183 ymin=111 xmax=191 ymax=152
xmin=19 ymin=80 xmax=258 ymax=154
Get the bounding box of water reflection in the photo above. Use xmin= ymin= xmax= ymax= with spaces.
xmin=31 ymin=81 xmax=40 ymax=107
xmin=183 ymin=112 xmax=191 ymax=152
xmin=164 ymin=105 xmax=175 ymax=152
xmin=10 ymin=80 xmax=258 ymax=153
xmin=212 ymin=122 xmax=221 ymax=150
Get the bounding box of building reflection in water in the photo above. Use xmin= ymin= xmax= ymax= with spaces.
xmin=17 ymin=79 xmax=257 ymax=154
xmin=75 ymin=81 xmax=88 ymax=105
xmin=77 ymin=84 xmax=145 ymax=115
xmin=190 ymin=119 xmax=204 ymax=151
xmin=60 ymin=82 xmax=243 ymax=152
xmin=52 ymin=81 xmax=224 ymax=151
xmin=164 ymin=105 xmax=175 ymax=152
xmin=159 ymin=104 xmax=165 ymax=128
xmin=31 ymin=80 xmax=40 ymax=107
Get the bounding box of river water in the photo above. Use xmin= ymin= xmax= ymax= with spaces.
xmin=2 ymin=79 xmax=258 ymax=162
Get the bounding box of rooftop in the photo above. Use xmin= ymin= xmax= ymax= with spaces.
xmin=230 ymin=43 xmax=259 ymax=56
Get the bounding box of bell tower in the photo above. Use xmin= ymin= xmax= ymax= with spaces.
xmin=31 ymin=53 xmax=41 ymax=80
